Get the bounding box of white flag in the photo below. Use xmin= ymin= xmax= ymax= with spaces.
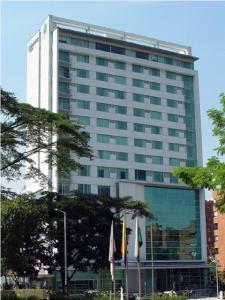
xmin=109 ymin=221 xmax=116 ymax=281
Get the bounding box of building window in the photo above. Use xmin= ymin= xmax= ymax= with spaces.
xmin=151 ymin=126 xmax=161 ymax=134
xmin=98 ymin=150 xmax=111 ymax=159
xmin=132 ymin=64 xmax=144 ymax=73
xmin=169 ymin=143 xmax=180 ymax=151
xmin=133 ymin=93 xmax=144 ymax=102
xmin=215 ymin=235 xmax=219 ymax=241
xmin=96 ymin=72 xmax=108 ymax=81
xmin=115 ymin=121 xmax=127 ymax=130
xmin=115 ymin=105 xmax=127 ymax=115
xmin=150 ymin=96 xmax=161 ymax=105
xmin=170 ymin=174 xmax=178 ymax=183
xmin=115 ymin=136 xmax=128 ymax=145
xmin=97 ymin=134 xmax=110 ymax=143
xmin=77 ymin=84 xmax=89 ymax=94
xmin=133 ymin=108 xmax=145 ymax=117
xmin=96 ymin=87 xmax=108 ymax=97
xmin=116 ymin=152 xmax=128 ymax=161
xmin=114 ymin=76 xmax=126 ymax=85
xmin=96 ymin=57 xmax=108 ymax=66
xmin=97 ymin=118 xmax=110 ymax=128
xmin=59 ymin=66 xmax=69 ymax=78
xmin=96 ymin=102 xmax=109 ymax=112
xmin=59 ymin=82 xmax=70 ymax=94
xmin=114 ymin=90 xmax=125 ymax=99
xmin=98 ymin=167 xmax=110 ymax=178
xmin=135 ymin=154 xmax=146 ymax=163
xmin=98 ymin=185 xmax=110 ymax=196
xmin=59 ymin=50 xmax=69 ymax=62
xmin=77 ymin=184 xmax=91 ymax=194
xmin=96 ymin=42 xmax=110 ymax=52
xmin=77 ymin=54 xmax=89 ymax=63
xmin=151 ymin=111 xmax=162 ymax=120
xmin=135 ymin=169 xmax=146 ymax=181
xmin=133 ymin=78 xmax=144 ymax=88
xmin=134 ymin=139 xmax=146 ymax=148
xmin=111 ymin=45 xmax=126 ymax=55
xmin=152 ymin=156 xmax=163 ymax=165
xmin=134 ymin=123 xmax=145 ymax=132
xmin=77 ymin=69 xmax=89 ymax=78
xmin=71 ymin=38 xmax=89 ymax=48
xmin=214 ymin=223 xmax=218 ymax=230
xmin=167 ymin=99 xmax=178 ymax=108
xmin=152 ymin=141 xmax=163 ymax=149
xmin=166 ymin=71 xmax=177 ymax=80
xmin=152 ymin=171 xmax=164 ymax=182
xmin=150 ymin=82 xmax=160 ymax=91
xmin=167 ymin=85 xmax=177 ymax=94
xmin=214 ymin=211 xmax=218 ymax=217
xmin=78 ymin=165 xmax=90 ymax=176
xmin=168 ymin=128 xmax=179 ymax=137
xmin=168 ymin=114 xmax=179 ymax=122
xmin=116 ymin=168 xmax=128 ymax=179
xmin=169 ymin=158 xmax=181 ymax=166
xmin=214 ymin=248 xmax=219 ymax=254
xmin=58 ymin=180 xmax=70 ymax=195
xmin=114 ymin=61 xmax=126 ymax=70
xmin=58 ymin=97 xmax=70 ymax=110
xmin=77 ymin=100 xmax=90 ymax=109
xmin=77 ymin=116 xmax=90 ymax=126
xmin=136 ymin=51 xmax=149 ymax=60
xmin=150 ymin=68 xmax=160 ymax=77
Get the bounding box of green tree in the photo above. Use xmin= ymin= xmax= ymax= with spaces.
xmin=1 ymin=194 xmax=52 ymax=287
xmin=43 ymin=192 xmax=152 ymax=293
xmin=173 ymin=93 xmax=225 ymax=212
xmin=1 ymin=89 xmax=92 ymax=186
xmin=1 ymin=192 xmax=152 ymax=292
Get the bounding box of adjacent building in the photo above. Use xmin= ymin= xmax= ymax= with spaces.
xmin=206 ymin=198 xmax=225 ymax=272
xmin=27 ymin=15 xmax=208 ymax=294
xmin=205 ymin=200 xmax=215 ymax=254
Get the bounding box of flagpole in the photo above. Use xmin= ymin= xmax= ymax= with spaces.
xmin=113 ymin=263 xmax=116 ymax=300
xmin=135 ymin=216 xmax=142 ymax=300
xmin=151 ymin=222 xmax=154 ymax=300
xmin=122 ymin=216 xmax=129 ymax=300
xmin=125 ymin=260 xmax=129 ymax=300
xmin=137 ymin=260 xmax=141 ymax=300
xmin=109 ymin=221 xmax=116 ymax=300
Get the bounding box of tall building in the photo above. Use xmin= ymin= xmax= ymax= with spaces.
xmin=27 ymin=15 xmax=208 ymax=293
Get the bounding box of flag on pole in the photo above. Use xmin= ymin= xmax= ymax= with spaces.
xmin=121 ymin=216 xmax=127 ymax=266
xmin=109 ymin=221 xmax=116 ymax=281
xmin=134 ymin=216 xmax=143 ymax=262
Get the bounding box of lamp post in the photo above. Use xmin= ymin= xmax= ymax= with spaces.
xmin=54 ymin=209 xmax=67 ymax=295
xmin=209 ymin=255 xmax=219 ymax=298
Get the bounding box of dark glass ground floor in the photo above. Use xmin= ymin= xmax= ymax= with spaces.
xmin=54 ymin=267 xmax=210 ymax=295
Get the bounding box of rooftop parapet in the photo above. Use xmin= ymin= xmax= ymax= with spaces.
xmin=50 ymin=15 xmax=192 ymax=56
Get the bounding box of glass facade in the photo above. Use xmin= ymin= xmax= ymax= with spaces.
xmin=145 ymin=187 xmax=201 ymax=261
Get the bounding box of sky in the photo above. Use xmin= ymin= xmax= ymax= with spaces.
xmin=2 ymin=1 xmax=225 ymax=197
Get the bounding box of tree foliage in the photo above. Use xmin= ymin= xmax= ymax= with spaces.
xmin=173 ymin=93 xmax=225 ymax=212
xmin=1 ymin=194 xmax=51 ymax=283
xmin=1 ymin=89 xmax=92 ymax=185
xmin=1 ymin=192 xmax=152 ymax=290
